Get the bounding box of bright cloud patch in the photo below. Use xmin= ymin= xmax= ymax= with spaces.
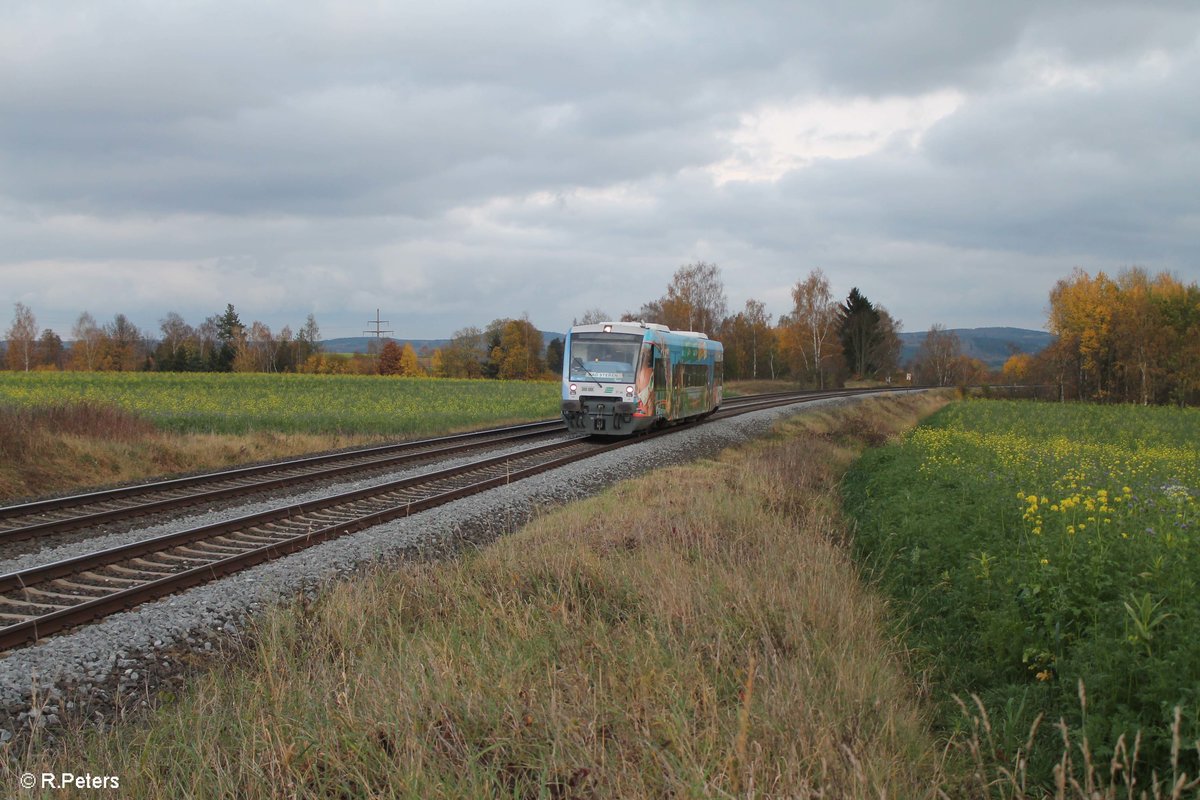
xmin=710 ymin=90 xmax=964 ymax=184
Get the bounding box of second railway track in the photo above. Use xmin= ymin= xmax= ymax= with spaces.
xmin=0 ymin=419 xmax=567 ymax=550
xmin=0 ymin=388 xmax=914 ymax=652
xmin=0 ymin=390 xmax=813 ymax=550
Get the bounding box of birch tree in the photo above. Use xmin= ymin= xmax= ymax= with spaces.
xmin=5 ymin=303 xmax=38 ymax=372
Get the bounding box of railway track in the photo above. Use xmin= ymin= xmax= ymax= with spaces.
xmin=0 ymin=391 xmax=808 ymax=549
xmin=0 ymin=387 xmax=912 ymax=652
xmin=0 ymin=420 xmax=567 ymax=549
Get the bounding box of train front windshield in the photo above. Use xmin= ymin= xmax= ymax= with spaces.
xmin=568 ymin=333 xmax=642 ymax=383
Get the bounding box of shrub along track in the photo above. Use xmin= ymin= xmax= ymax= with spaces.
xmin=0 ymin=389 xmax=914 ymax=652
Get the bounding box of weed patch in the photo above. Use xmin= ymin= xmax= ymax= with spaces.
xmin=845 ymin=399 xmax=1200 ymax=792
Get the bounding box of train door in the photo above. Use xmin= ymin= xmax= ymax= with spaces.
xmin=714 ymin=355 xmax=723 ymax=409
xmin=653 ymin=345 xmax=669 ymax=418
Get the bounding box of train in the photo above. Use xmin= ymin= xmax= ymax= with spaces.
xmin=561 ymin=321 xmax=723 ymax=435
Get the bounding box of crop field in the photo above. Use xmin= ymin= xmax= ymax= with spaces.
xmin=845 ymin=399 xmax=1200 ymax=781
xmin=0 ymin=372 xmax=560 ymax=435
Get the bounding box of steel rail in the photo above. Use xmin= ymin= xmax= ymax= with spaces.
xmin=0 ymin=387 xmax=918 ymax=651
xmin=0 ymin=421 xmax=567 ymax=544
xmin=0 ymin=391 xmax=826 ymax=546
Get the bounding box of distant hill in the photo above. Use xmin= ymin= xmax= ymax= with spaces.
xmin=898 ymin=327 xmax=1053 ymax=369
xmin=322 ymin=331 xmax=566 ymax=355
xmin=323 ymin=327 xmax=1049 ymax=369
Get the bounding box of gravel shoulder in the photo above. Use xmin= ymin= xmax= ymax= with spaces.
xmin=0 ymin=396 xmax=863 ymax=747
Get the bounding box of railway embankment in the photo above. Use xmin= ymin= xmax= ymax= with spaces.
xmin=4 ymin=391 xmax=954 ymax=797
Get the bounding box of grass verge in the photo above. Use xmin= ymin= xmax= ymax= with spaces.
xmin=6 ymin=392 xmax=953 ymax=798
xmin=0 ymin=380 xmax=557 ymax=502
xmin=0 ymin=402 xmax=381 ymax=502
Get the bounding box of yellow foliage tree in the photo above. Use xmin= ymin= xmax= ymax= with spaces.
xmin=1045 ymin=267 xmax=1200 ymax=404
xmin=399 ymin=343 xmax=424 ymax=376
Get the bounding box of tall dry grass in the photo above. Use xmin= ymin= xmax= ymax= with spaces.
xmin=0 ymin=402 xmax=378 ymax=502
xmin=0 ymin=401 xmax=154 ymax=460
xmin=8 ymin=392 xmax=959 ymax=798
xmin=955 ymin=682 xmax=1200 ymax=799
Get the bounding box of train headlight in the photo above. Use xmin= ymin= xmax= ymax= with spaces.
xmin=569 ymin=384 xmax=577 ymax=394
xmin=625 ymin=385 xmax=634 ymax=395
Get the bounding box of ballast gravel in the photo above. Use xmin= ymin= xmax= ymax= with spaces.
xmin=0 ymin=396 xmax=862 ymax=746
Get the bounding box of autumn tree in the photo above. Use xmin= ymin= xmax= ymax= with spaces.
xmin=233 ymin=321 xmax=275 ymax=372
xmin=954 ymin=356 xmax=990 ymax=387
xmin=722 ymin=314 xmax=749 ymax=379
xmin=914 ymin=323 xmax=962 ymax=386
xmin=399 ymin=343 xmax=423 ymax=376
xmin=871 ymin=306 xmax=903 ymax=380
xmin=621 ymin=300 xmax=663 ymax=324
xmin=69 ymin=312 xmax=103 ymax=371
xmin=482 ymin=319 xmax=507 ymax=379
xmin=740 ymin=299 xmax=771 ymax=379
xmin=574 ymin=309 xmax=609 ymax=325
xmin=492 ymin=317 xmax=545 ymax=380
xmin=156 ymin=312 xmax=200 ymax=371
xmin=1002 ymin=353 xmax=1034 ymax=383
xmin=429 ymin=349 xmax=446 ymax=378
xmin=1044 ymin=266 xmax=1200 ymax=405
xmin=5 ymin=303 xmax=38 ymax=372
xmin=623 ymin=262 xmax=727 ymax=337
xmin=545 ymin=337 xmax=565 ymax=374
xmin=1047 ymin=269 xmax=1118 ymax=400
xmin=296 ymin=313 xmax=322 ymax=365
xmin=723 ymin=299 xmax=773 ymax=380
xmin=780 ymin=269 xmax=839 ymax=388
xmin=441 ymin=327 xmax=487 ymax=378
xmin=275 ymin=326 xmax=296 ymax=373
xmin=98 ymin=314 xmax=145 ymax=371
xmin=660 ymin=261 xmax=727 ymax=336
xmin=1155 ymin=278 xmax=1200 ymax=406
xmin=1112 ymin=268 xmax=1169 ymax=405
xmin=37 ymin=329 xmax=64 ymax=370
xmin=196 ymin=315 xmax=221 ymax=369
xmin=379 ymin=341 xmax=403 ymax=375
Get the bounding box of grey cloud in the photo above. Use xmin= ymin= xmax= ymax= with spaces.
xmin=3 ymin=1 xmax=1200 ymax=339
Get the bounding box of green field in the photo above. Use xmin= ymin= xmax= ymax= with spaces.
xmin=845 ymin=399 xmax=1200 ymax=781
xmin=0 ymin=372 xmax=560 ymax=435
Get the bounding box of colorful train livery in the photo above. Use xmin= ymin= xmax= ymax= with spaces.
xmin=561 ymin=321 xmax=723 ymax=435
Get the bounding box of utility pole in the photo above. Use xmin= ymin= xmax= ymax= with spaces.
xmin=363 ymin=309 xmax=394 ymax=358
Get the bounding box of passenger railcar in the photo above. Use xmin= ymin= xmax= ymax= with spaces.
xmin=561 ymin=321 xmax=723 ymax=435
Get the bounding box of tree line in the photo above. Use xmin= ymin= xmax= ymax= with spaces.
xmin=602 ymin=261 xmax=908 ymax=386
xmin=1003 ymin=267 xmax=1200 ymax=406
xmin=1 ymin=303 xmax=563 ymax=382
xmin=3 ymin=304 xmax=324 ymax=373
xmin=0 ymin=265 xmax=922 ymax=386
xmin=12 ymin=262 xmax=1191 ymax=398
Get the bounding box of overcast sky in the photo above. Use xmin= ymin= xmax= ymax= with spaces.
xmin=3 ymin=1 xmax=1199 ymax=340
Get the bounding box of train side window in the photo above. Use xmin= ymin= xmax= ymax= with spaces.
xmin=653 ymin=350 xmax=666 ymax=388
xmin=680 ymin=363 xmax=707 ymax=387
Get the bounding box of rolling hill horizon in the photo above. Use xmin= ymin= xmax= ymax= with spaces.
xmin=323 ymin=326 xmax=1053 ymax=371
xmin=897 ymin=326 xmax=1053 ymax=369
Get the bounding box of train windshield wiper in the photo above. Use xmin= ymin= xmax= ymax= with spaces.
xmin=571 ymin=357 xmax=605 ymax=383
